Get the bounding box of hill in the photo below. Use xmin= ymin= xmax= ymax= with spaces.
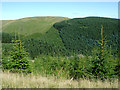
xmin=1 ymin=16 xmax=118 ymax=58
xmin=2 ymin=16 xmax=69 ymax=36
xmin=53 ymin=17 xmax=118 ymax=55
xmin=1 ymin=16 xmax=70 ymax=58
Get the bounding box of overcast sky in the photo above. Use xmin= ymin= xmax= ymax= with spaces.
xmin=1 ymin=2 xmax=118 ymax=20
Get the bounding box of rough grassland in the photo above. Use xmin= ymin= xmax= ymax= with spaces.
xmin=2 ymin=71 xmax=118 ymax=88
xmin=2 ymin=17 xmax=69 ymax=36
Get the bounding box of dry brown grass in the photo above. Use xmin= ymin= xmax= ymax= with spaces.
xmin=2 ymin=71 xmax=118 ymax=88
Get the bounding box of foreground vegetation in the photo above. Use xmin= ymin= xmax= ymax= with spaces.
xmin=2 ymin=71 xmax=118 ymax=88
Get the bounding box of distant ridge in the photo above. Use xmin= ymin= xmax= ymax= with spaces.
xmin=2 ymin=16 xmax=69 ymax=36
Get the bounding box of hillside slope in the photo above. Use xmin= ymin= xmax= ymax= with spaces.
xmin=53 ymin=17 xmax=118 ymax=55
xmin=1 ymin=16 xmax=69 ymax=58
xmin=2 ymin=16 xmax=69 ymax=36
xmin=1 ymin=16 xmax=118 ymax=58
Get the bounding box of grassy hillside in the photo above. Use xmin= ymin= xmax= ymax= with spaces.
xmin=2 ymin=20 xmax=14 ymax=26
xmin=53 ymin=17 xmax=118 ymax=55
xmin=2 ymin=16 xmax=69 ymax=36
xmin=1 ymin=16 xmax=69 ymax=58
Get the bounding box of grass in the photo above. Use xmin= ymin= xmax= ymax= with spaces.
xmin=2 ymin=16 xmax=69 ymax=36
xmin=40 ymin=26 xmax=65 ymax=47
xmin=2 ymin=71 xmax=118 ymax=88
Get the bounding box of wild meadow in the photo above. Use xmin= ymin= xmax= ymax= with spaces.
xmin=2 ymin=71 xmax=118 ymax=88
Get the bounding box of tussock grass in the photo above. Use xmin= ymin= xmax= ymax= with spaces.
xmin=2 ymin=71 xmax=118 ymax=88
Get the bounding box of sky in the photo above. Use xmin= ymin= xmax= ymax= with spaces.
xmin=1 ymin=2 xmax=118 ymax=20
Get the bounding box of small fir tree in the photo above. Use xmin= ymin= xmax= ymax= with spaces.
xmin=91 ymin=25 xmax=117 ymax=80
xmin=2 ymin=32 xmax=31 ymax=73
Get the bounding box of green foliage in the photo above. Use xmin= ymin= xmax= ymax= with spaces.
xmin=32 ymin=55 xmax=62 ymax=76
xmin=32 ymin=55 xmax=90 ymax=79
xmin=89 ymin=26 xmax=118 ymax=80
xmin=22 ymin=37 xmax=69 ymax=59
xmin=53 ymin=17 xmax=118 ymax=55
xmin=2 ymin=43 xmax=13 ymax=56
xmin=89 ymin=47 xmax=118 ymax=80
xmin=1 ymin=32 xmax=18 ymax=43
xmin=2 ymin=37 xmax=31 ymax=73
xmin=66 ymin=55 xmax=89 ymax=79
xmin=32 ymin=52 xmax=118 ymax=80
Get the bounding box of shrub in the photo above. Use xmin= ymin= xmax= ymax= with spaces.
xmin=66 ymin=55 xmax=89 ymax=79
xmin=33 ymin=55 xmax=90 ymax=79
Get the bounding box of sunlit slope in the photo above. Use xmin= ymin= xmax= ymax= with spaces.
xmin=2 ymin=20 xmax=14 ymax=26
xmin=2 ymin=17 xmax=69 ymax=36
xmin=40 ymin=26 xmax=65 ymax=47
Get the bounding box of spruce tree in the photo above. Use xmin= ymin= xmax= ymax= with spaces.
xmin=3 ymin=32 xmax=31 ymax=73
xmin=91 ymin=25 xmax=117 ymax=80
